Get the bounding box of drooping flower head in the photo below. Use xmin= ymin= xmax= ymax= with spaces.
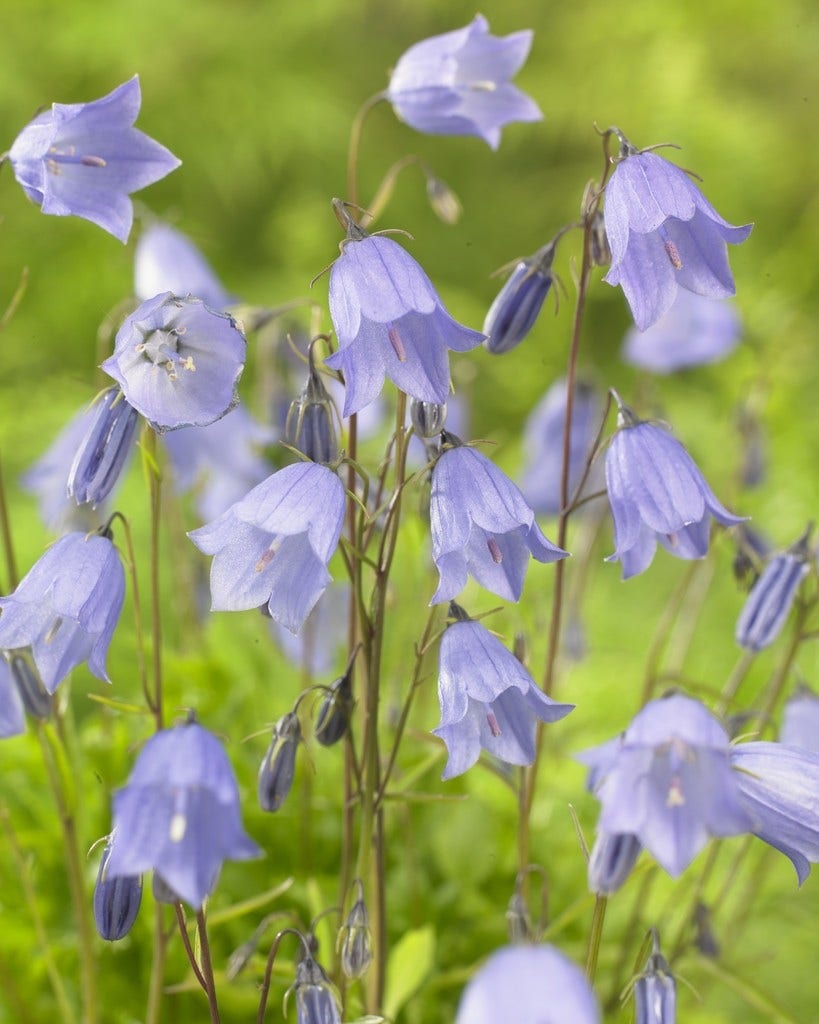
xmin=430 ymin=436 xmax=568 ymax=604
xmin=603 ymin=130 xmax=752 ymax=331
xmin=0 ymin=529 xmax=125 ymax=693
xmin=519 ymin=378 xmax=602 ymax=517
xmin=633 ymin=933 xmax=676 ymax=1024
xmin=188 ymin=462 xmax=346 ymax=634
xmin=105 ymin=718 xmax=261 ymax=908
xmin=454 ymin=944 xmax=600 ymax=1024
xmin=735 ymin=526 xmax=812 ymax=652
xmin=387 ymin=15 xmax=542 ymax=149
xmin=93 ymin=836 xmax=143 ymax=941
xmin=134 ymin=222 xmax=235 ymax=310
xmin=435 ymin=607 xmax=573 ymax=779
xmin=621 ymin=289 xmax=742 ymax=373
xmin=604 ymin=395 xmax=745 ymax=579
xmin=579 ymin=694 xmax=754 ymax=876
xmin=483 ymin=239 xmax=559 ymax=355
xmin=325 ymin=202 xmax=483 ymax=417
xmin=101 ymin=292 xmax=246 ymax=431
xmin=7 ymin=76 xmax=180 ymax=242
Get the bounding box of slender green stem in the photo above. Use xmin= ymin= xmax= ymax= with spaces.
xmin=116 ymin=515 xmax=150 ymax=713
xmin=346 ymin=92 xmax=387 ymax=209
xmin=144 ymin=428 xmax=164 ymax=729
xmin=639 ymin=561 xmax=701 ymax=706
xmin=145 ymin=904 xmax=168 ymax=1024
xmin=174 ymin=905 xmax=208 ymax=991
xmin=196 ymin=910 xmax=222 ymax=1024
xmin=0 ymin=454 xmax=19 ymax=590
xmin=713 ymin=649 xmax=756 ymax=718
xmin=585 ymin=895 xmax=608 ymax=981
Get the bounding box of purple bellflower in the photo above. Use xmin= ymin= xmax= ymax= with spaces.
xmin=101 ymin=292 xmax=246 ymax=432
xmin=579 ymin=694 xmax=753 ymax=877
xmin=434 ymin=609 xmax=573 ymax=779
xmin=7 ymin=76 xmax=180 ymax=243
xmin=0 ymin=657 xmax=26 ymax=739
xmin=106 ymin=719 xmax=261 ymax=908
xmin=483 ymin=240 xmax=557 ymax=354
xmin=135 ymin=222 xmax=235 ymax=310
xmin=520 ymin=378 xmax=602 ymax=517
xmin=605 ymin=397 xmax=744 ymax=579
xmin=386 ymin=15 xmax=542 ymax=150
xmin=93 ymin=837 xmax=143 ymax=941
xmin=22 ymin=402 xmax=110 ymax=533
xmin=289 ymin=955 xmax=342 ymax=1024
xmin=781 ymin=688 xmax=819 ymax=753
xmin=67 ymin=387 xmax=139 ymax=508
xmin=730 ymin=741 xmax=819 ymax=884
xmin=430 ymin=437 xmax=568 ymax=604
xmin=162 ymin=403 xmax=274 ymax=522
xmin=0 ymin=530 xmax=125 ymax=693
xmin=735 ymin=527 xmax=812 ymax=652
xmin=634 ymin=936 xmax=676 ymax=1024
xmin=622 ymin=289 xmax=742 ymax=374
xmin=188 ymin=462 xmax=346 ymax=634
xmin=603 ymin=132 xmax=752 ymax=331
xmin=455 ymin=944 xmax=600 ymax=1024
xmin=325 ymin=207 xmax=483 ymax=416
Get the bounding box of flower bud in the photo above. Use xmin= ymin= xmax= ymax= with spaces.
xmin=315 ymin=670 xmax=354 ymax=748
xmin=93 ymin=839 xmax=143 ymax=941
xmin=483 ymin=242 xmax=556 ymax=355
xmin=338 ymin=880 xmax=373 ymax=980
xmin=505 ymin=889 xmax=533 ymax=944
xmin=9 ymin=653 xmax=51 ymax=719
xmin=286 ymin=363 xmax=337 ymax=464
xmin=588 ymin=209 xmax=611 ymax=267
xmin=289 ymin=955 xmax=341 ymax=1024
xmin=67 ymin=387 xmax=139 ymax=507
xmin=258 ymin=711 xmax=301 ymax=812
xmin=588 ymin=831 xmax=642 ymax=895
xmin=426 ymin=174 xmax=462 ymax=225
xmin=634 ymin=937 xmax=676 ymax=1024
xmin=410 ymin=398 xmax=448 ymax=438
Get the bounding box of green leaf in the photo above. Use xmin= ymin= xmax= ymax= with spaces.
xmin=384 ymin=925 xmax=435 ymax=1021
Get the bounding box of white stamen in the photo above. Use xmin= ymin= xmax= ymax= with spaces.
xmin=169 ymin=812 xmax=187 ymax=842
xmin=664 ymin=239 xmax=683 ymax=269
xmin=486 ymin=710 xmax=501 ymax=737
xmin=486 ymin=536 xmax=503 ymax=564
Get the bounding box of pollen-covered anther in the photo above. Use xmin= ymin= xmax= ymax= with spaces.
xmin=664 ymin=239 xmax=683 ymax=269
xmin=255 ymin=538 xmax=283 ymax=573
xmin=388 ymin=325 xmax=407 ymax=362
xmin=487 ymin=536 xmax=503 ymax=563
xmin=486 ymin=709 xmax=502 ymax=737
xmin=666 ymin=777 xmax=685 ymax=807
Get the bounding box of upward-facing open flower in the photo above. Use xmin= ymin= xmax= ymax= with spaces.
xmin=430 ymin=438 xmax=567 ymax=603
xmin=579 ymin=695 xmax=754 ymax=876
xmin=101 ymin=292 xmax=246 ymax=431
xmin=325 ymin=212 xmax=483 ymax=416
xmin=7 ymin=76 xmax=180 ymax=242
xmin=435 ymin=610 xmax=573 ymax=779
xmin=605 ymin=398 xmax=744 ymax=579
xmin=135 ymin=222 xmax=235 ymax=310
xmin=603 ymin=134 xmax=752 ymax=331
xmin=386 ymin=15 xmax=542 ymax=149
xmin=455 ymin=944 xmax=600 ymax=1024
xmin=188 ymin=462 xmax=345 ymax=634
xmin=0 ymin=530 xmax=125 ymax=693
xmin=105 ymin=719 xmax=261 ymax=908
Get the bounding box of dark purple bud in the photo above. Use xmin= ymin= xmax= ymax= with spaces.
xmin=314 ymin=670 xmax=354 ymax=748
xmin=67 ymin=387 xmax=139 ymax=507
xmin=286 ymin=362 xmax=338 ymax=464
xmin=483 ymin=242 xmax=556 ymax=355
xmin=338 ymin=881 xmax=373 ymax=980
xmin=258 ymin=711 xmax=301 ymax=812
xmin=9 ymin=653 xmax=51 ymax=719
xmin=693 ymin=903 xmax=719 ymax=958
xmin=410 ymin=398 xmax=448 ymax=438
xmin=290 ymin=956 xmax=341 ymax=1024
xmin=588 ymin=831 xmax=642 ymax=895
xmin=732 ymin=524 xmax=771 ymax=589
xmin=634 ymin=937 xmax=676 ymax=1024
xmin=588 ymin=208 xmax=611 ymax=267
xmin=93 ymin=840 xmax=143 ymax=941
xmin=735 ymin=527 xmax=812 ymax=652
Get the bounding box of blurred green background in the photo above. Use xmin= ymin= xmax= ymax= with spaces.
xmin=1 ymin=0 xmax=818 ymax=1021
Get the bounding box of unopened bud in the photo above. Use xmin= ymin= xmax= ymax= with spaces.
xmin=588 ymin=831 xmax=642 ymax=896
xmin=286 ymin=363 xmax=337 ymax=464
xmin=634 ymin=934 xmax=676 ymax=1024
xmin=9 ymin=653 xmax=51 ymax=719
xmin=339 ymin=880 xmax=373 ymax=979
xmin=410 ymin=398 xmax=448 ymax=438
xmin=67 ymin=387 xmax=139 ymax=507
xmin=288 ymin=955 xmax=341 ymax=1024
xmin=506 ymin=889 xmax=533 ymax=944
xmin=588 ymin=209 xmax=611 ymax=267
xmin=426 ymin=175 xmax=462 ymax=225
xmin=93 ymin=839 xmax=142 ymax=941
xmin=315 ymin=671 xmax=354 ymax=748
xmin=483 ymin=242 xmax=556 ymax=355
xmin=258 ymin=711 xmax=301 ymax=812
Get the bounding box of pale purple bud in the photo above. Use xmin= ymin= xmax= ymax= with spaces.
xmin=258 ymin=711 xmax=301 ymax=812
xmin=67 ymin=387 xmax=139 ymax=507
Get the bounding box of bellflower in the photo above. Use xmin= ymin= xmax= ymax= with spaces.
xmin=0 ymin=530 xmax=125 ymax=693
xmin=430 ymin=438 xmax=567 ymax=604
xmin=325 ymin=212 xmax=483 ymax=416
xmin=622 ymin=289 xmax=741 ymax=373
xmin=735 ymin=528 xmax=812 ymax=652
xmin=634 ymin=937 xmax=676 ymax=1024
xmin=434 ymin=611 xmax=573 ymax=779
xmin=0 ymin=658 xmax=26 ymax=739
xmin=188 ymin=462 xmax=345 ymax=634
xmin=483 ymin=241 xmax=557 ymax=354
xmin=781 ymin=688 xmax=819 ymax=753
xmin=386 ymin=15 xmax=542 ymax=149
xmin=7 ymin=76 xmax=180 ymax=242
xmin=587 ymin=831 xmax=642 ymax=896
xmin=290 ymin=955 xmax=342 ymax=1024
xmin=579 ymin=694 xmax=753 ymax=876
xmin=135 ymin=222 xmax=235 ymax=309
xmin=93 ymin=837 xmax=143 ymax=941
xmin=520 ymin=378 xmax=602 ymax=517
xmin=101 ymin=292 xmax=246 ymax=431
xmin=162 ymin=403 xmax=274 ymax=521
xmin=603 ymin=133 xmax=752 ymax=331
xmin=67 ymin=387 xmax=139 ymax=508
xmin=605 ymin=399 xmax=744 ymax=579
xmin=731 ymin=741 xmax=819 ymax=884
xmin=106 ymin=719 xmax=261 ymax=908
xmin=455 ymin=944 xmax=600 ymax=1024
